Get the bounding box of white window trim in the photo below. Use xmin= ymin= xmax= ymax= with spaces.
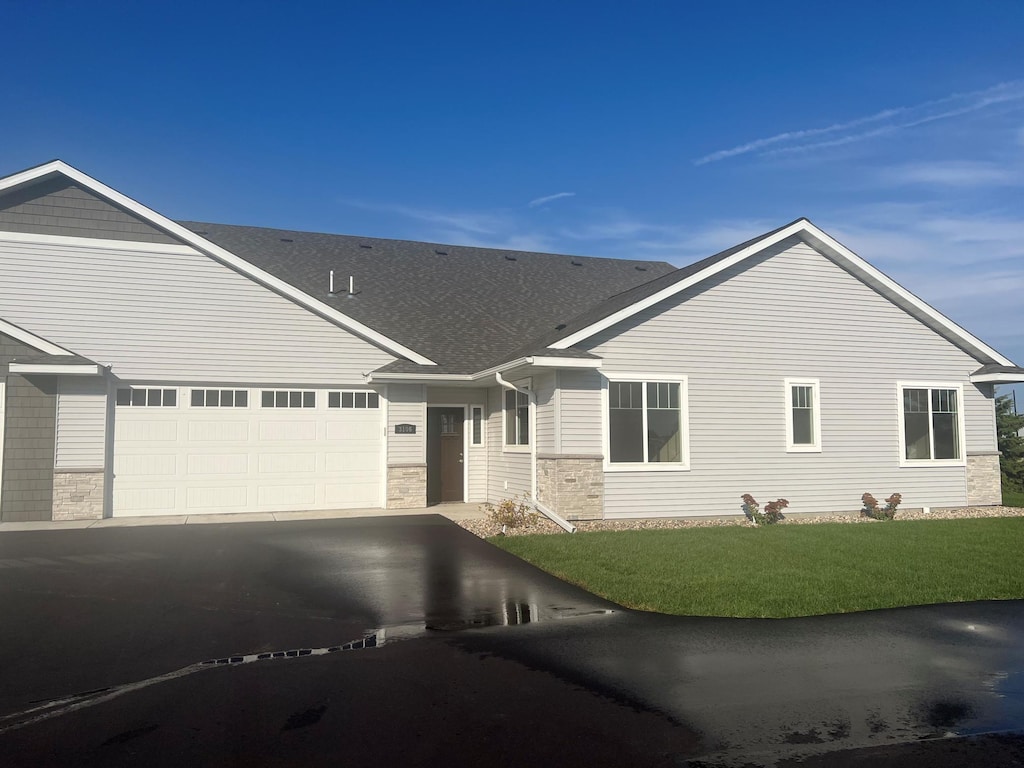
xmin=896 ymin=381 xmax=967 ymax=468
xmin=602 ymin=373 xmax=690 ymax=472
xmin=502 ymin=379 xmax=531 ymax=454
xmin=470 ymin=405 xmax=485 ymax=447
xmin=784 ymin=378 xmax=821 ymax=453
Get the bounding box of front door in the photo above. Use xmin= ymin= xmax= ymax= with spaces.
xmin=427 ymin=407 xmax=464 ymax=504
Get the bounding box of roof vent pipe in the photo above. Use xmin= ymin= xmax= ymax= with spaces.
xmin=329 ymin=270 xmax=336 ymax=296
xmin=347 ymin=275 xmax=356 ymax=298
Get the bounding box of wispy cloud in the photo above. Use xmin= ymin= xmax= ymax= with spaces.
xmin=695 ymin=80 xmax=1024 ymax=165
xmin=341 ymin=199 xmax=509 ymax=236
xmin=528 ymin=191 xmax=576 ymax=208
xmin=879 ymin=160 xmax=1021 ymax=188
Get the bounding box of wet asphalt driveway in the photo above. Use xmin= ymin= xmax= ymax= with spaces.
xmin=0 ymin=514 xmax=1022 ymax=767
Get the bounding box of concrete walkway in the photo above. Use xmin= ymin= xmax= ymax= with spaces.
xmin=0 ymin=502 xmax=486 ymax=532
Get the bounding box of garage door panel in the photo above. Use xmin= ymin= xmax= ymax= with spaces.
xmin=186 ymin=453 xmax=248 ymax=475
xmin=258 ymin=452 xmax=318 ymax=474
xmin=325 ymin=482 xmax=379 ymax=505
xmin=114 ymin=389 xmax=384 ymax=516
xmin=325 ymin=451 xmax=380 ymax=472
xmin=114 ymin=487 xmax=177 ymax=513
xmin=189 ymin=421 xmax=249 ymax=441
xmin=326 ymin=419 xmax=380 ymax=441
xmin=117 ymin=421 xmax=178 ymax=442
xmin=259 ymin=420 xmax=317 ymax=441
xmin=257 ymin=484 xmax=316 ymax=507
xmin=186 ymin=486 xmax=248 ymax=509
xmin=114 ymin=453 xmax=177 ymax=477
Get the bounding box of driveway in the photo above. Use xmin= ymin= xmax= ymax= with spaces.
xmin=0 ymin=514 xmax=1021 ymax=766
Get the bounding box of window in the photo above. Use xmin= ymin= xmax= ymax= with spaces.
xmin=116 ymin=388 xmax=177 ymax=407
xmin=504 ymin=389 xmax=529 ymax=447
xmin=899 ymin=384 xmax=963 ymax=464
xmin=327 ymin=391 xmax=380 ymax=409
xmin=607 ymin=378 xmax=686 ymax=467
xmin=471 ymin=406 xmax=484 ymax=446
xmin=785 ymin=379 xmax=821 ymax=452
xmin=261 ymin=390 xmax=315 ymax=408
xmin=191 ymin=389 xmax=249 ymax=407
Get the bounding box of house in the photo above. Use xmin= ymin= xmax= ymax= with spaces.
xmin=1 ymin=160 xmax=1022 ymax=524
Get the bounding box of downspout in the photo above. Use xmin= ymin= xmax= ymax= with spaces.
xmin=495 ymin=373 xmax=576 ymax=534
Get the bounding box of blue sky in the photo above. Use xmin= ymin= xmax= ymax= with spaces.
xmin=3 ymin=1 xmax=1023 ymax=400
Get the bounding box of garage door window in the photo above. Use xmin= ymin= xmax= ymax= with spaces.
xmin=328 ymin=391 xmax=380 ymax=409
xmin=191 ymin=389 xmax=249 ymax=407
xmin=116 ymin=388 xmax=177 ymax=407
xmin=261 ymin=390 xmax=315 ymax=408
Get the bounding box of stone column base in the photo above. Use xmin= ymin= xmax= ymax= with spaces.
xmin=537 ymin=455 xmax=604 ymax=520
xmin=52 ymin=470 xmax=105 ymax=520
xmin=387 ymin=464 xmax=427 ymax=509
xmin=966 ymin=453 xmax=1001 ymax=506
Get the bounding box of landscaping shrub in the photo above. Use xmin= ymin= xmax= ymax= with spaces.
xmin=741 ymin=494 xmax=788 ymax=525
xmin=482 ymin=495 xmax=539 ymax=530
xmin=862 ymin=492 xmax=901 ymax=520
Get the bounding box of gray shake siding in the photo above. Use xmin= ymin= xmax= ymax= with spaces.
xmin=0 ymin=177 xmax=178 ymax=244
xmin=586 ymin=240 xmax=995 ymax=518
xmin=0 ymin=238 xmax=395 ymax=383
xmin=1 ymin=334 xmax=56 ymax=521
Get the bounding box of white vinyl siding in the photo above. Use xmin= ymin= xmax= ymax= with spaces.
xmin=487 ymin=385 xmax=531 ymax=501
xmin=0 ymin=237 xmax=395 ymax=383
xmin=557 ymin=369 xmax=603 ymax=455
xmin=586 ymin=240 xmax=994 ymax=517
xmin=387 ymin=384 xmax=425 ymax=466
xmin=55 ymin=378 xmax=107 ymax=469
xmin=534 ymin=372 xmax=557 ymax=453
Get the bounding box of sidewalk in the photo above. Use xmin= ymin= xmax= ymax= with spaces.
xmin=0 ymin=503 xmax=487 ymax=532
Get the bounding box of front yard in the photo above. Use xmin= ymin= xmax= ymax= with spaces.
xmin=490 ymin=518 xmax=1024 ymax=618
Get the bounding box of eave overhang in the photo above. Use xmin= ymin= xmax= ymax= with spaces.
xmin=366 ymin=355 xmax=602 ymax=386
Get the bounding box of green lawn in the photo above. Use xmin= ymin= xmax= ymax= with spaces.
xmin=1005 ymin=488 xmax=1024 ymax=507
xmin=490 ymin=518 xmax=1024 ymax=618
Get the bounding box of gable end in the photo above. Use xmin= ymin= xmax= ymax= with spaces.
xmin=0 ymin=175 xmax=178 ymax=245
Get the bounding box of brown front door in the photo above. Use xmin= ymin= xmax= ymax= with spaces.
xmin=427 ymin=407 xmax=464 ymax=504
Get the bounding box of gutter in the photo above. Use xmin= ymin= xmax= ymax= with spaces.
xmin=495 ymin=372 xmax=576 ymax=534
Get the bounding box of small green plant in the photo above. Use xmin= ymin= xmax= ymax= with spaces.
xmin=482 ymin=495 xmax=539 ymax=531
xmin=862 ymin=492 xmax=901 ymax=520
xmin=741 ymin=494 xmax=789 ymax=525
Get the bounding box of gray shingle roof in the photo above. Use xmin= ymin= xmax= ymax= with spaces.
xmin=178 ymin=221 xmax=675 ymax=372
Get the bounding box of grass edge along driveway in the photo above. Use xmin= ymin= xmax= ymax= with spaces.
xmin=490 ymin=518 xmax=1024 ymax=618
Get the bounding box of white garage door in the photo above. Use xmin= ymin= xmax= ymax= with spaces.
xmin=113 ymin=387 xmax=383 ymax=516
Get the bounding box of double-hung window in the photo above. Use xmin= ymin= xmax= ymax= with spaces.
xmin=606 ymin=378 xmax=687 ymax=467
xmin=898 ymin=383 xmax=964 ymax=464
xmin=785 ymin=379 xmax=821 ymax=452
xmin=503 ymin=389 xmax=529 ymax=448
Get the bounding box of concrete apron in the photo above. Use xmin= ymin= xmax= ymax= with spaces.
xmin=0 ymin=502 xmax=487 ymax=532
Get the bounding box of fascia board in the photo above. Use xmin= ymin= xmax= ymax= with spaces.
xmin=0 ymin=161 xmax=437 ymax=367
xmin=970 ymin=372 xmax=1024 ymax=384
xmin=0 ymin=318 xmax=74 ymax=356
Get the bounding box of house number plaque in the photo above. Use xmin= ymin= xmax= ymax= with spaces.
xmin=395 ymin=424 xmax=417 ymax=434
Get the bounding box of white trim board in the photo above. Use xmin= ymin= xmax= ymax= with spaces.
xmin=0 ymin=161 xmax=437 ymax=367
xmin=0 ymin=318 xmax=75 ymax=357
xmin=548 ymin=219 xmax=1016 ymax=368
